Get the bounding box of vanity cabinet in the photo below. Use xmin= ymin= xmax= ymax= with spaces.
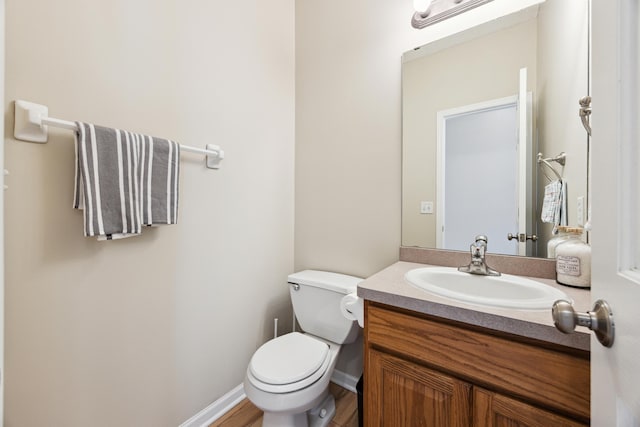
xmin=473 ymin=388 xmax=585 ymax=427
xmin=364 ymin=301 xmax=590 ymax=426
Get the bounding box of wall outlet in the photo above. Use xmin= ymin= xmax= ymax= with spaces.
xmin=420 ymin=201 xmax=434 ymax=214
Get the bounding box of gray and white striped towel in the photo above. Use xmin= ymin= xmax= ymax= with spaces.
xmin=73 ymin=122 xmax=180 ymax=240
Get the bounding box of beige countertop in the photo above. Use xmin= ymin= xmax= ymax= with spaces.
xmin=358 ymin=261 xmax=591 ymax=351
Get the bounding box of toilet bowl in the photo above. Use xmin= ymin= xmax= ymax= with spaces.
xmin=244 ymin=333 xmax=340 ymax=427
xmin=243 ymin=270 xmax=363 ymax=427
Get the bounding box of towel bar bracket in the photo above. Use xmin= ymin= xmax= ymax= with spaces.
xmin=14 ymin=100 xmax=49 ymax=143
xmin=205 ymin=144 xmax=224 ymax=169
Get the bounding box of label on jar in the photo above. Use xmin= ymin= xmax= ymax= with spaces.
xmin=556 ymin=255 xmax=581 ymax=276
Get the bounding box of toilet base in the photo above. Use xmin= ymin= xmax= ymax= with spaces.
xmin=262 ymin=411 xmax=308 ymax=427
xmin=261 ymin=393 xmax=336 ymax=427
xmin=308 ymin=393 xmax=336 ymax=427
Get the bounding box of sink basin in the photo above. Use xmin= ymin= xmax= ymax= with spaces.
xmin=405 ymin=267 xmax=570 ymax=310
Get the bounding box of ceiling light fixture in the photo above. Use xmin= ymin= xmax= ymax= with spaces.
xmin=413 ymin=0 xmax=433 ymax=18
xmin=411 ymin=0 xmax=495 ymax=29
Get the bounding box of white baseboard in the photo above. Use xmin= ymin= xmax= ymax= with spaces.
xmin=179 ymin=383 xmax=246 ymax=427
xmin=330 ymin=369 xmax=361 ymax=394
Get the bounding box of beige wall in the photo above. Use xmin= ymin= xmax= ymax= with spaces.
xmin=402 ymin=19 xmax=537 ymax=248
xmin=294 ymin=1 xmax=414 ymax=279
xmin=5 ymin=1 xmax=294 ymax=426
xmin=295 ymin=4 xmax=392 ymax=279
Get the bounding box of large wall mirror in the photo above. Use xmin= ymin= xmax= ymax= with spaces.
xmin=402 ymin=0 xmax=590 ymax=258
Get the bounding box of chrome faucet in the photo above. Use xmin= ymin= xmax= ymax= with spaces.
xmin=458 ymin=235 xmax=501 ymax=276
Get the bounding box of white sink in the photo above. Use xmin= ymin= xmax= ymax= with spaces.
xmin=405 ymin=267 xmax=570 ymax=310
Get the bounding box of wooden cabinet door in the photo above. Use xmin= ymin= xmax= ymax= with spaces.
xmin=366 ymin=349 xmax=472 ymax=426
xmin=473 ymin=388 xmax=588 ymax=427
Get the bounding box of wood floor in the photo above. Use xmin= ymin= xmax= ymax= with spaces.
xmin=210 ymin=383 xmax=359 ymax=427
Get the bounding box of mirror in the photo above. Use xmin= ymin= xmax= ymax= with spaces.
xmin=402 ymin=0 xmax=590 ymax=258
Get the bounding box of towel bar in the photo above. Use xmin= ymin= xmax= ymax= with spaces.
xmin=13 ymin=100 xmax=225 ymax=169
xmin=537 ymin=151 xmax=565 ymax=181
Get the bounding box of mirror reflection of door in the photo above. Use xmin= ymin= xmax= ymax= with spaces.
xmin=437 ymin=97 xmax=519 ymax=255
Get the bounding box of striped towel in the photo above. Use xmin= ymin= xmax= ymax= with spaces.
xmin=73 ymin=122 xmax=180 ymax=240
xmin=540 ymin=179 xmax=564 ymax=226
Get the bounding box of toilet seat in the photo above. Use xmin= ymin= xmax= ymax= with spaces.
xmin=248 ymin=332 xmax=331 ymax=394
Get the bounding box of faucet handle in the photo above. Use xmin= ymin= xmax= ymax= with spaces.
xmin=475 ymin=235 xmax=488 ymax=244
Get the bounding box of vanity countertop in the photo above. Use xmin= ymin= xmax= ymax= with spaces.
xmin=358 ymin=261 xmax=591 ymax=351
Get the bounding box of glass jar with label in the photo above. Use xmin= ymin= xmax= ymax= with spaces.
xmin=547 ymin=226 xmax=572 ymax=258
xmin=555 ymin=227 xmax=591 ymax=288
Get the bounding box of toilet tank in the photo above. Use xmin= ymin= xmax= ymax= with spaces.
xmin=288 ymin=270 xmax=362 ymax=344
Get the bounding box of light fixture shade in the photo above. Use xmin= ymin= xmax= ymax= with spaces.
xmin=413 ymin=0 xmax=433 ymax=13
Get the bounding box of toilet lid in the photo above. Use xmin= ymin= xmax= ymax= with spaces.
xmin=249 ymin=332 xmax=330 ymax=386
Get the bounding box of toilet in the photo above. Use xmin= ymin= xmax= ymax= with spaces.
xmin=243 ymin=270 xmax=363 ymax=427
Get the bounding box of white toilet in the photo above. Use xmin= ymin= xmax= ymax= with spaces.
xmin=243 ymin=270 xmax=363 ymax=427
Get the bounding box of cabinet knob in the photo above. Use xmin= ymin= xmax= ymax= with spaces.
xmin=552 ymin=299 xmax=615 ymax=347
